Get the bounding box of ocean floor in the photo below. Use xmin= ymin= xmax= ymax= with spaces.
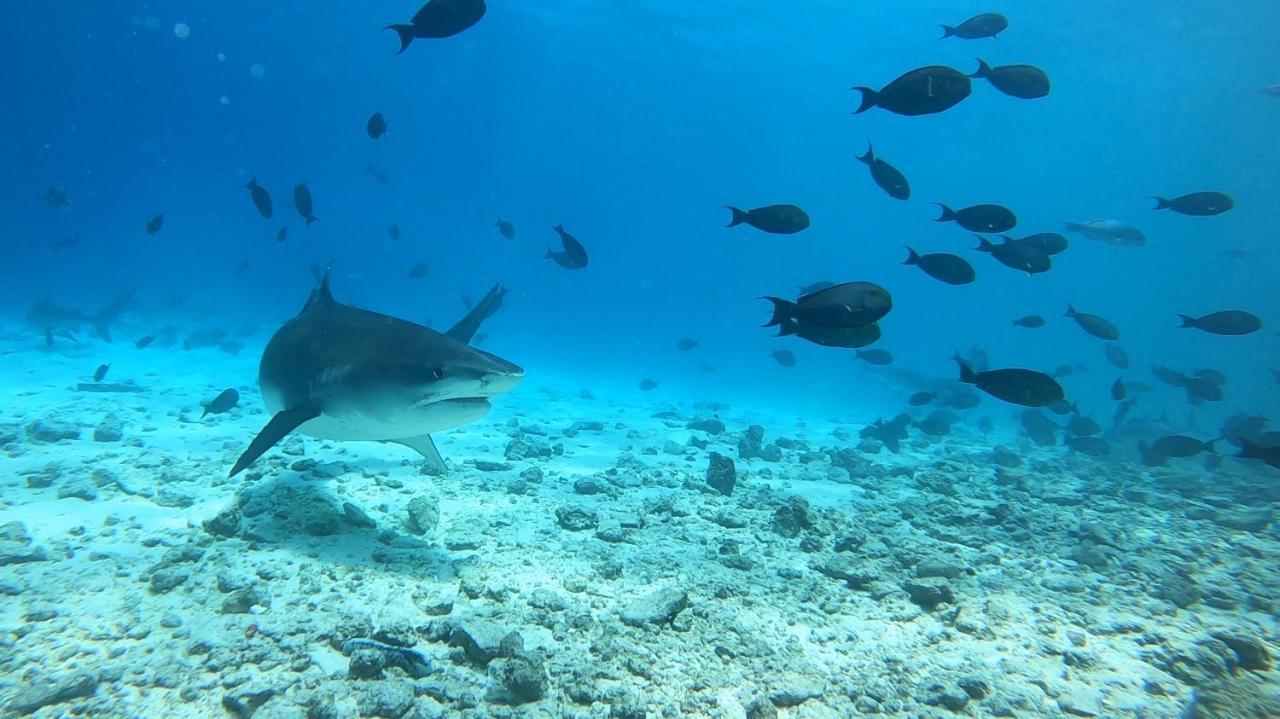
xmin=1 ymin=331 xmax=1278 ymax=718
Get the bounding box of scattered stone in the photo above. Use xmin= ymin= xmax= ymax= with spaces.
xmin=405 ymin=495 xmax=440 ymax=536
xmin=488 ymin=654 xmax=548 ymax=704
xmin=556 ymin=505 xmax=598 ymax=531
xmin=342 ymin=639 xmax=432 ymax=678
xmin=474 ymin=460 xmax=511 ymax=472
xmin=904 ymin=579 xmax=955 ymax=610
xmin=705 ymin=452 xmax=736 ymax=496
xmin=93 ymin=414 xmax=124 ymax=442
xmin=990 ymin=445 xmax=1022 ymax=468
xmin=1159 ymin=573 xmax=1201 ymax=609
xmin=1162 ymin=639 xmax=1238 ymax=686
xmin=348 ymin=647 xmax=388 ymax=680
xmin=221 ymin=585 xmax=268 ymax=614
xmin=204 ymin=505 xmax=242 ymax=538
xmin=771 ymin=497 xmax=813 ymax=538
xmin=1213 ymin=508 xmax=1272 ymax=533
xmin=343 ymin=502 xmax=377 ymax=529
xmin=0 ymin=541 xmax=51 ymax=566
xmin=1186 ymin=672 xmax=1280 ymax=717
xmin=154 ymin=486 xmax=196 ymax=508
xmin=915 ymin=558 xmax=968 ymax=579
xmin=150 ymin=567 xmax=191 ymax=594
xmin=222 ymin=687 xmax=276 ymax=719
xmin=916 ymin=681 xmax=969 ymax=712
xmin=738 ymin=425 xmax=765 ymax=459
xmin=26 ymin=420 xmax=80 ymax=443
xmin=573 ymin=477 xmax=607 ymax=495
xmin=5 ymin=673 xmax=97 ymax=714
xmin=814 ymin=557 xmax=878 ymax=589
xmin=505 ymin=436 xmax=556 ymax=461
xmin=1212 ymin=629 xmax=1272 ymax=671
xmin=620 ymin=586 xmax=688 ymax=627
xmin=56 ymin=480 xmax=97 ymax=501
xmin=687 ymin=417 xmax=725 ymax=435
xmin=354 ymin=680 xmax=414 ymax=719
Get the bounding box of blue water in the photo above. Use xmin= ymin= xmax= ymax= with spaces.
xmin=5 ymin=2 xmax=1278 ymax=434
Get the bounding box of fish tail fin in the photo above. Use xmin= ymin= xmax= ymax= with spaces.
xmin=1176 ymin=314 xmax=1197 ymax=328
xmin=934 ymin=203 xmax=957 ymax=222
xmin=385 ymin=24 xmax=415 ymax=54
xmin=1152 ymin=196 xmax=1171 ymax=210
xmin=92 ymin=288 xmax=136 ymax=342
xmin=856 ymin=142 xmax=875 ymax=164
xmin=903 ymin=247 xmax=920 ymax=265
xmin=245 ymin=177 xmax=257 ymax=189
xmin=939 ymin=24 xmax=957 ymax=38
xmin=760 ymin=297 xmax=795 ymax=328
xmin=953 ymin=351 xmax=977 ymax=384
xmin=973 ymin=235 xmax=994 ymax=252
xmin=544 ymin=249 xmax=554 ymax=259
xmin=724 ymin=206 xmax=749 ymax=228
xmin=1064 ymin=303 xmax=1077 ymax=317
xmin=851 ymin=87 xmax=878 ymax=114
xmin=971 ymin=58 xmax=992 ymax=78
xmin=305 ymin=214 xmax=317 ymax=227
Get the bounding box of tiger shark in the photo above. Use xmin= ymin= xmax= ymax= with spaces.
xmin=228 ymin=271 xmax=522 ymax=477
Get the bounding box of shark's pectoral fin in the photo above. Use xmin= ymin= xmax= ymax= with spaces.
xmin=389 ymin=434 xmax=446 ymax=473
xmin=229 ymin=402 xmax=322 ymax=477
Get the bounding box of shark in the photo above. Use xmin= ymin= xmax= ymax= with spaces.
xmin=26 ymin=289 xmax=135 ymax=343
xmin=228 ymin=271 xmax=522 ymax=477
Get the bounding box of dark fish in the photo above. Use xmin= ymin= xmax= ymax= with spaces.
xmin=202 ymin=388 xmax=240 ymax=418
xmin=970 ymin=59 xmax=1050 ymax=99
xmin=1008 ymin=232 xmax=1067 ymax=256
xmin=1065 ymin=304 xmax=1119 ymax=341
xmin=1177 ymin=310 xmax=1261 ymax=336
xmin=43 ymin=187 xmax=71 ymax=209
xmin=145 ymin=213 xmax=164 ymax=235
xmin=1021 ymin=409 xmax=1060 ymax=446
xmin=781 ymin=320 xmax=881 ymax=349
xmin=1147 ymin=434 xmax=1216 ymax=458
xmin=974 ymin=236 xmax=1050 ymax=275
xmin=914 ymin=417 xmax=952 ymax=437
xmin=1152 ymin=192 xmax=1233 ymax=216
xmin=234 ymin=260 xmax=251 ymax=276
xmin=55 ymin=235 xmax=79 ymax=249
xmin=1067 ymin=436 xmax=1111 ymax=457
xmin=1063 ymin=220 xmax=1146 ymax=248
xmin=904 ymin=247 xmax=975 ymax=286
xmin=724 ymin=204 xmax=810 ymax=234
xmin=936 ymin=203 xmax=1016 ymax=233
xmin=408 ymin=263 xmax=429 ymax=279
xmin=1195 ymin=368 xmax=1226 ymax=386
xmin=944 ymin=389 xmax=982 ymax=410
xmin=386 ymin=0 xmax=487 ymax=54
xmin=366 ymin=112 xmax=388 ymax=139
xmin=1067 ymin=414 xmax=1102 ymax=436
xmin=797 ymin=281 xmax=835 ymax=295
xmin=855 ymin=349 xmax=893 ymax=366
xmin=852 ymin=66 xmax=971 ymax=116
xmin=1052 ymin=364 xmax=1074 ymax=379
xmin=294 ymin=184 xmax=316 ymax=227
xmin=676 ymin=338 xmax=699 ymax=351
xmin=1152 ymin=365 xmax=1187 ymax=387
xmin=1238 ymin=439 xmax=1280 ymax=470
xmin=275 ymin=226 xmax=288 ymax=243
xmin=940 ymin=13 xmax=1007 ymax=39
xmin=1222 ymin=414 xmax=1267 ymax=444
xmin=245 ymin=177 xmax=273 ymax=219
xmin=1012 ymin=315 xmax=1045 ymax=328
xmin=545 ymin=224 xmax=588 ymax=269
xmin=1112 ymin=398 xmax=1137 ymax=427
xmin=908 ymin=391 xmax=936 ymax=407
xmin=495 ymin=218 xmax=515 ymax=239
xmin=763 ymin=282 xmax=892 ymax=329
xmin=639 ymin=378 xmax=658 ymax=391
xmin=856 ymin=143 xmax=910 ymax=200
xmin=93 ymin=364 xmax=109 ymax=382
xmin=1104 ymin=344 xmax=1129 ymax=369
xmin=1048 ymin=399 xmax=1079 ymax=416
xmin=1219 ymin=248 xmax=1248 ymax=259
xmin=956 ymin=354 xmax=1064 ymax=408
xmin=1260 ymin=84 xmax=1280 ymax=99
xmin=771 ymin=350 xmax=797 ymax=367
xmin=1184 ymin=377 xmax=1223 ymax=402
xmin=1111 ymin=378 xmax=1126 ymax=401
xmin=135 ymin=335 xmax=155 ymax=349
xmin=388 ymin=224 xmax=401 ymax=241
xmin=365 ymin=164 xmax=390 ymax=184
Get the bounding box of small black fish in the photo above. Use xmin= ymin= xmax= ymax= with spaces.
xmin=940 ymin=12 xmax=1007 ymax=39
xmin=388 ymin=224 xmax=401 ymax=241
xmin=145 ymin=213 xmax=164 ymax=235
xmin=1067 ymin=436 xmax=1111 ymax=457
xmin=495 ymin=218 xmax=516 ymax=239
xmin=1152 ymin=192 xmax=1233 ymax=216
xmin=1195 ymin=368 xmax=1226 ymax=386
xmin=1177 ymin=310 xmax=1261 ymax=336
xmin=974 ymin=236 xmax=1050 ymax=275
xmin=386 ymin=0 xmax=487 ymax=54
xmin=1065 ymin=304 xmax=1119 ymax=340
xmin=1147 ymin=434 xmax=1216 ymax=459
xmin=1104 ymin=344 xmax=1130 ymax=369
xmin=1067 ymin=414 xmax=1102 ymax=436
xmin=545 ymin=224 xmax=588 ymax=269
xmin=914 ymin=417 xmax=952 ymax=437
xmin=936 ymin=203 xmax=1016 ymax=233
xmin=724 ymin=204 xmax=810 ymax=234
xmin=771 ymin=350 xmax=797 ymax=367
xmin=763 ymin=282 xmax=892 ymax=330
xmin=43 ymin=186 xmax=71 ymax=209
xmin=365 ymin=164 xmax=390 ymax=184
xmin=855 ymin=349 xmax=893 ymax=366
xmin=294 ymin=184 xmax=316 ymax=227
xmin=856 ymin=143 xmax=910 ymax=200
xmin=970 ymin=59 xmax=1050 ymax=99
xmin=1184 ymin=377 xmax=1224 ymax=403
xmin=55 ymin=235 xmax=79 ymax=249
xmin=275 ymin=226 xmax=288 ymax=243
xmin=94 ymin=363 xmax=109 ymax=382
xmin=909 ymin=391 xmax=937 ymax=407
xmin=779 ymin=320 xmax=882 ymax=349
xmin=1012 ymin=315 xmax=1045 ymax=328
xmin=135 ymin=335 xmax=156 ymax=349
xmin=234 ymin=260 xmax=251 ymax=276
xmin=639 ymin=378 xmax=659 ymax=391
xmin=853 ymin=66 xmax=972 ymax=116
xmin=245 ymin=177 xmax=273 ymax=219
xmin=408 ymin=263 xmax=429 ymax=279
xmin=1048 ymin=399 xmax=1079 ymax=416
xmin=1111 ymin=378 xmax=1126 ymax=401
xmin=956 ymin=353 xmax=1064 ymax=408
xmin=202 ymin=388 xmax=240 ymax=418
xmin=903 ymin=247 xmax=975 ymax=285
xmin=676 ymin=338 xmax=699 ymax=351
xmin=367 ymin=112 xmax=388 ymax=139
xmin=1052 ymin=364 xmax=1074 ymax=379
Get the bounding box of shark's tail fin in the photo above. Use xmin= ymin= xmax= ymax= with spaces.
xmin=92 ymin=289 xmax=136 ymax=342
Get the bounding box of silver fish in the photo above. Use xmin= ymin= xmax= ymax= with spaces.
xmin=1063 ymin=220 xmax=1146 ymax=248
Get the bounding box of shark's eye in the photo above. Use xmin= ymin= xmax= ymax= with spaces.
xmin=431 ymin=367 xmax=445 ymax=380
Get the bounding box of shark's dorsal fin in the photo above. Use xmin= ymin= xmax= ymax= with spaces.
xmin=446 ymin=284 xmax=506 ymax=344
xmin=301 ymin=268 xmax=337 ymax=314
xmin=229 ymin=401 xmax=322 ymax=477
xmin=389 ymin=434 xmax=446 ymax=474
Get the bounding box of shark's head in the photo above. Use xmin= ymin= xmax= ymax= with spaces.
xmin=405 ymin=342 xmax=525 ymax=411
